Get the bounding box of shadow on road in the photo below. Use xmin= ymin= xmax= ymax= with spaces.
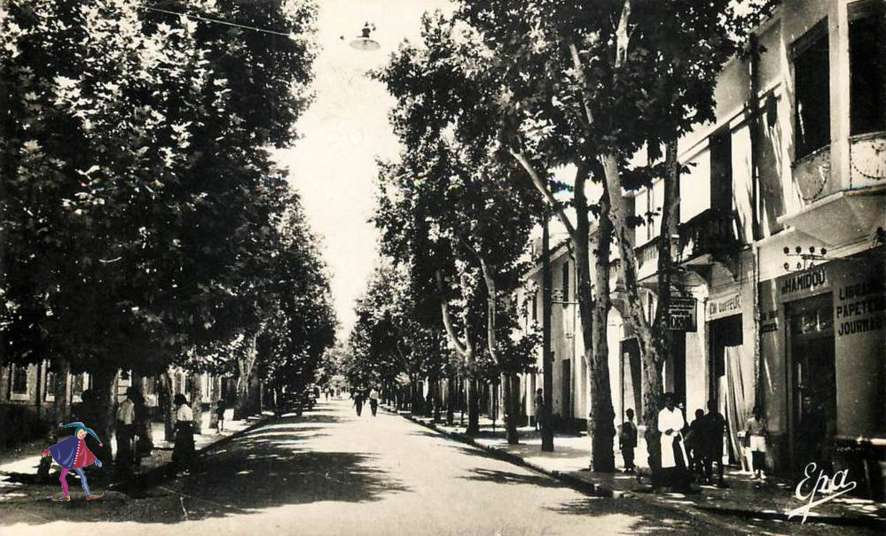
xmin=460 ymin=468 xmax=566 ymax=489
xmin=0 ymin=411 xmax=408 ymax=526
xmin=548 ymin=498 xmax=732 ymax=535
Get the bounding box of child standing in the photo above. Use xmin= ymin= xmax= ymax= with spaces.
xmin=619 ymin=409 xmax=638 ymax=473
xmin=745 ymin=406 xmax=768 ymax=480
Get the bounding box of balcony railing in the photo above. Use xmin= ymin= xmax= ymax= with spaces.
xmin=678 ymin=208 xmax=742 ymax=262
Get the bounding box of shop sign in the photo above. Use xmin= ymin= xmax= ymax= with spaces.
xmin=760 ymin=310 xmax=779 ymax=333
xmin=707 ymin=292 xmax=742 ymax=321
xmin=780 ymin=267 xmax=828 ymax=299
xmin=835 ymin=278 xmax=886 ymax=337
xmin=668 ymin=296 xmax=697 ymax=332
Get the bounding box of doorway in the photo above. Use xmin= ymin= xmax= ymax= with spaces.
xmin=709 ymin=314 xmax=744 ymax=464
xmin=787 ymin=293 xmax=836 ymax=472
xmin=561 ymin=360 xmax=572 ymax=420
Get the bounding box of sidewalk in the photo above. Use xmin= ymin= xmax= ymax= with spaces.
xmin=0 ymin=409 xmax=271 ymax=502
xmin=395 ymin=408 xmax=886 ymax=531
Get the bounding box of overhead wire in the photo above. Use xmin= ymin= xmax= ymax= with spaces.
xmin=137 ymin=4 xmax=301 ymax=39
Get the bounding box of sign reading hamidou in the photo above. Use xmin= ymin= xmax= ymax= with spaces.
xmin=668 ymin=296 xmax=697 ymax=332
xmin=780 ymin=267 xmax=828 ymax=297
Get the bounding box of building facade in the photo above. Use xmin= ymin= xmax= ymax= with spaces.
xmin=520 ymin=0 xmax=885 ymax=498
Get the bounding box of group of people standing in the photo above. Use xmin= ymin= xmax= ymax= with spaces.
xmin=352 ymin=387 xmax=380 ymax=417
xmin=618 ymin=393 xmax=768 ymax=492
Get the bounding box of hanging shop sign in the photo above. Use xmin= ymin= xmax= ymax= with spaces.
xmin=707 ymin=292 xmax=742 ymax=321
xmin=668 ymin=296 xmax=697 ymax=332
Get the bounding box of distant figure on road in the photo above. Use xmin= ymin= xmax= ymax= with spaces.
xmin=215 ymin=399 xmax=226 ymax=433
xmin=115 ymin=387 xmax=137 ymax=474
xmin=619 ymin=408 xmax=638 ymax=473
xmin=353 ymin=391 xmax=365 ymax=417
xmin=369 ymin=387 xmax=380 ymax=416
xmin=533 ymin=389 xmax=544 ymax=431
xmin=173 ymin=394 xmax=195 ymax=473
xmin=42 ymin=422 xmax=104 ymax=502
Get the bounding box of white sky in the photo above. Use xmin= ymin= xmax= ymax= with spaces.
xmin=275 ymin=0 xmax=454 ymax=338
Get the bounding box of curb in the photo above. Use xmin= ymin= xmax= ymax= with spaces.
xmin=392 ymin=409 xmax=886 ymax=532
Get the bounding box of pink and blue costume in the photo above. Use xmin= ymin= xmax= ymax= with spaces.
xmin=42 ymin=422 xmax=104 ymax=499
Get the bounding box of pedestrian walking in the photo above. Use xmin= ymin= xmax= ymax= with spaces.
xmin=353 ymin=391 xmax=365 ymax=417
xmin=533 ymin=389 xmax=544 ymax=431
xmin=657 ymin=393 xmax=690 ymax=492
xmin=686 ymin=408 xmax=705 ymax=477
xmin=369 ymin=387 xmax=380 ymax=416
xmin=745 ymin=406 xmax=768 ymax=480
xmin=619 ymin=408 xmax=638 ymax=473
xmin=215 ymin=399 xmax=226 ymax=433
xmin=115 ymin=387 xmax=137 ymax=474
xmin=173 ymin=394 xmax=195 ymax=473
xmin=701 ymin=401 xmax=727 ymax=486
xmin=41 ymin=422 xmax=104 ymax=502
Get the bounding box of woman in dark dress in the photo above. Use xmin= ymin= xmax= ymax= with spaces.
xmin=172 ymin=394 xmax=195 ymax=472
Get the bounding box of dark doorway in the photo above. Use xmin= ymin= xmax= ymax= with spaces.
xmin=787 ymin=293 xmax=836 ymax=472
xmin=561 ymin=360 xmax=572 ymax=420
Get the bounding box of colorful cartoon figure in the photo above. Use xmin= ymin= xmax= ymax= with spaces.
xmin=41 ymin=421 xmax=104 ymax=502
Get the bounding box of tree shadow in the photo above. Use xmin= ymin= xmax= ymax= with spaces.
xmin=460 ymin=467 xmax=566 ymax=489
xmin=0 ymin=415 xmax=409 ymax=526
xmin=548 ymin=498 xmax=739 ymax=535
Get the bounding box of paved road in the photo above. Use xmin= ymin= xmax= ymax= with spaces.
xmin=0 ymin=400 xmax=870 ymax=535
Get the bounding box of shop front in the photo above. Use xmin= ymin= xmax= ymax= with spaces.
xmin=760 ymin=254 xmax=885 ymax=498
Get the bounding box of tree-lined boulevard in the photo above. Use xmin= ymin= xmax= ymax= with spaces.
xmin=2 ymin=399 xmax=860 ymax=536
xmin=2 ymin=0 xmax=885 ymax=534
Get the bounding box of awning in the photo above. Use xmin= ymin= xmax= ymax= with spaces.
xmin=777 ymin=185 xmax=886 ymax=247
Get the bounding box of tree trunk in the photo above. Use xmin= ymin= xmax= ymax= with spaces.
xmin=158 ymin=369 xmax=175 ymax=442
xmin=234 ymin=334 xmax=258 ymax=420
xmin=90 ymin=367 xmax=118 ymax=465
xmin=479 ymin=254 xmax=518 ymax=444
xmin=602 ymin=152 xmax=666 ymax=457
xmin=503 ymin=373 xmax=519 ymax=444
xmin=432 ymin=377 xmax=442 ymax=422
xmin=586 ymin=183 xmax=616 ymax=472
xmin=190 ymin=372 xmax=203 ymax=435
xmin=436 ymin=271 xmax=481 ymax=435
xmin=541 ymin=209 xmax=555 ymax=451
xmin=52 ymin=357 xmax=71 ymax=424
xmin=467 ymin=379 xmax=480 ymax=435
xmin=446 ymin=374 xmax=456 ymax=425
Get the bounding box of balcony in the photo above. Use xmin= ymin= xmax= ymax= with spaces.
xmin=679 ymin=208 xmax=742 ymax=260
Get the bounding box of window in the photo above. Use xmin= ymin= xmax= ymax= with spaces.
xmin=710 ymin=128 xmax=733 ymax=213
xmin=561 ymin=262 xmax=570 ymax=304
xmin=793 ymin=22 xmax=830 ymax=159
xmin=10 ymin=364 xmax=29 ymax=398
xmin=850 ymin=4 xmax=885 ymax=135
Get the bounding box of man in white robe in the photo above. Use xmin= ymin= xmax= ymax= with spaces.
xmin=657 ymin=392 xmax=690 ymax=490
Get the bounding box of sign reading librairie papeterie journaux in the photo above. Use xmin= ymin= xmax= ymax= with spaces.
xmin=668 ymin=296 xmax=697 ymax=331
